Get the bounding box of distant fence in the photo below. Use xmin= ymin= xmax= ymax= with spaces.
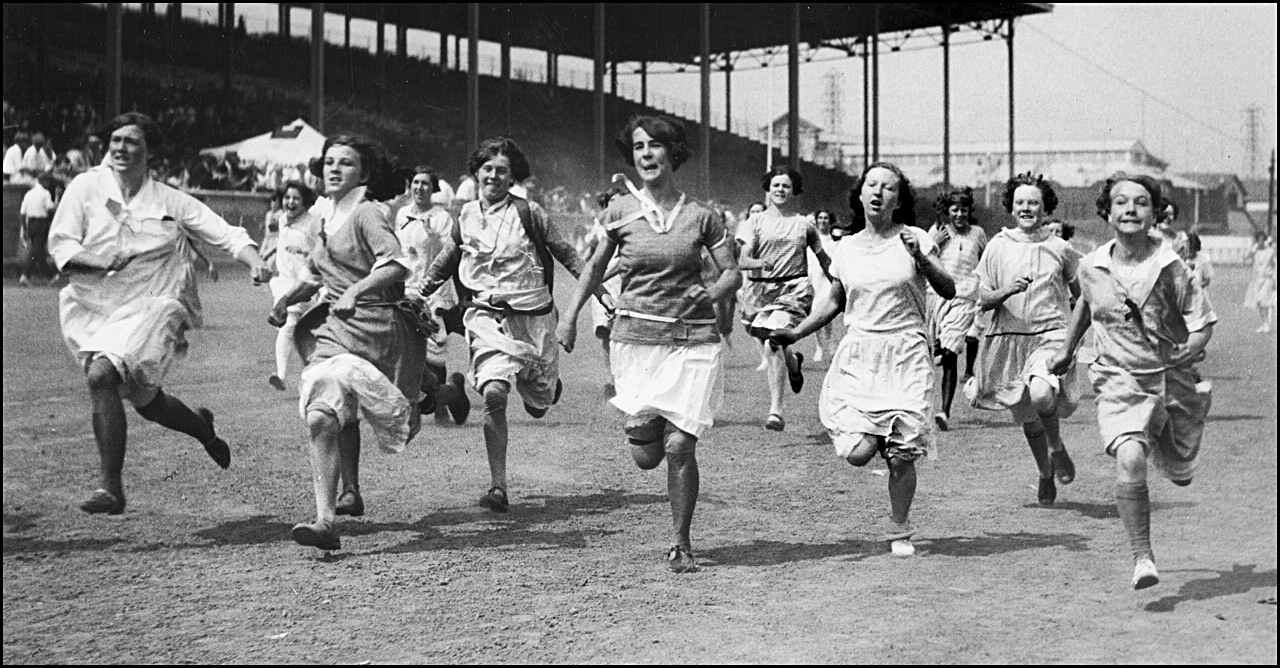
xmin=1200 ymin=235 xmax=1254 ymax=265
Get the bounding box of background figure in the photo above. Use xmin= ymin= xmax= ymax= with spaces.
xmin=1243 ymin=232 xmax=1276 ymax=333
xmin=48 ymin=112 xmax=269 ymax=516
xmin=1050 ymin=173 xmax=1215 ymax=590
xmin=580 ymin=183 xmax=626 ymax=398
xmin=18 ymin=172 xmax=59 ymax=286
xmin=928 ymin=188 xmax=988 ymax=431
xmin=421 ymin=137 xmax=583 ymax=514
xmin=971 ymin=173 xmax=1082 ymax=507
xmin=558 ymin=115 xmax=740 ymax=573
xmin=736 ymin=166 xmax=830 ymax=432
xmin=808 ymin=209 xmax=841 ymax=363
xmin=394 ymin=165 xmax=470 ymax=424
xmin=771 ymin=161 xmax=955 ymax=558
xmin=1185 ymin=232 xmax=1214 ymax=290
xmin=264 ymin=181 xmax=319 ymax=391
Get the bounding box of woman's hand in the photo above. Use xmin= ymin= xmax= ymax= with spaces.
xmin=1047 ymin=349 xmax=1074 ymax=376
xmin=556 ymin=319 xmax=578 ymax=353
xmin=900 ymin=229 xmax=926 ymax=265
xmin=332 ymin=289 xmax=358 ymax=319
xmin=267 ymin=300 xmax=288 ymax=328
xmin=769 ymin=327 xmax=799 ymax=348
xmin=1007 ymin=276 xmax=1033 ymax=296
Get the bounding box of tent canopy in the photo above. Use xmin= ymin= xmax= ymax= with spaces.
xmin=200 ymin=118 xmax=326 ymax=169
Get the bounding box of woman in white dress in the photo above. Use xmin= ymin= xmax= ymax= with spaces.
xmin=264 ymin=181 xmax=319 ymax=391
xmin=771 ymin=162 xmax=954 ymax=557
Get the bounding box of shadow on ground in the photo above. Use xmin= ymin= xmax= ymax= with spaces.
xmin=1144 ymin=564 xmax=1278 ymax=613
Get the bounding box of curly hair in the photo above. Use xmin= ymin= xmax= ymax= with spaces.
xmin=849 ymin=161 xmax=916 ymax=228
xmin=467 ymin=137 xmax=532 ymax=183
xmin=614 ymin=115 xmax=691 ymax=171
xmin=279 ymin=180 xmax=317 ymax=208
xmin=1094 ymin=172 xmax=1166 ymax=222
xmin=761 ymin=165 xmax=805 ymax=196
xmin=1002 ymin=172 xmax=1059 ymax=215
xmin=936 ymin=187 xmax=977 ymax=226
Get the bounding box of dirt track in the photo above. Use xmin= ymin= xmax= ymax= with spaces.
xmin=3 ymin=264 xmax=1276 ymax=664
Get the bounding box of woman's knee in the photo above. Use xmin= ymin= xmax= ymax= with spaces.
xmin=1028 ymin=378 xmax=1057 ymax=416
xmin=85 ymin=358 xmax=122 ymax=393
xmin=306 ymin=409 xmax=339 ymax=438
xmin=481 ymin=380 xmax=510 ymax=413
xmin=845 ymin=435 xmax=880 ymax=467
xmin=1112 ymin=437 xmax=1148 ymax=482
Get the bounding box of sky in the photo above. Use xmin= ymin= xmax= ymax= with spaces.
xmin=175 ymin=3 xmax=1278 ymax=176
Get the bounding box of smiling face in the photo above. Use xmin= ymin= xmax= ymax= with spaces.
xmin=815 ymin=210 xmax=832 ymax=233
xmin=1010 ymin=184 xmax=1046 ymax=231
xmin=1106 ymin=180 xmax=1157 ymax=236
xmin=477 ymin=153 xmax=514 ymax=204
xmin=108 ymin=125 xmax=150 ymax=178
xmin=281 ymin=186 xmax=305 ymax=214
xmin=631 ymin=128 xmax=672 ymax=186
xmin=859 ymin=167 xmax=901 ymax=222
xmin=768 ymin=174 xmax=795 ymax=207
xmin=322 ymin=145 xmax=365 ymax=200
xmin=948 ymin=203 xmax=971 ymax=231
xmin=410 ymin=172 xmax=434 ymax=208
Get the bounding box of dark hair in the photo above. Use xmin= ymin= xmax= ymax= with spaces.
xmin=279 ymin=180 xmax=317 ymax=208
xmin=936 ymin=187 xmax=977 ymax=226
xmin=614 ymin=115 xmax=691 ymax=171
xmin=104 ymin=112 xmax=165 ymax=164
xmin=595 ymin=182 xmax=627 ymax=210
xmin=761 ymin=165 xmax=805 ymax=196
xmin=1164 ymin=199 xmax=1180 ymax=221
xmin=1187 ymin=231 xmax=1202 ymax=255
xmin=1094 ymin=172 xmax=1166 ymax=222
xmin=748 ymin=201 xmax=766 ymax=213
xmin=309 ymin=134 xmax=384 ymax=188
xmin=1002 ymin=172 xmax=1058 ymax=215
xmin=849 ymin=161 xmax=916 ymax=228
xmin=411 ymin=165 xmax=440 ymax=194
xmin=467 ymin=136 xmax=532 ymax=183
xmin=1059 ymin=221 xmax=1076 ymax=241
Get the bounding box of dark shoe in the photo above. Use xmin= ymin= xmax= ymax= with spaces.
xmin=479 ymin=486 xmax=509 ymax=513
xmin=1172 ymin=477 xmax=1193 ymax=487
xmin=666 ymin=545 xmax=698 ymax=573
xmin=934 ymin=412 xmax=950 ymax=432
xmin=788 ymin=353 xmax=805 ymax=393
xmin=335 ymin=489 xmax=365 ymax=517
xmin=1051 ymin=449 xmax=1076 ymax=485
xmin=553 ymin=378 xmax=563 ymax=404
xmin=447 ymin=372 xmax=471 ymax=425
xmin=79 ymin=488 xmax=125 ymax=515
xmin=291 ymin=520 xmax=340 ymax=550
xmin=603 ymin=382 xmax=616 ymax=399
xmin=1037 ymin=476 xmax=1057 ymax=506
xmin=882 ymin=520 xmax=918 ymax=542
xmin=197 ymin=408 xmax=231 ymax=469
xmin=764 ymin=413 xmax=784 ymax=432
xmin=268 ymin=374 xmax=286 ymax=391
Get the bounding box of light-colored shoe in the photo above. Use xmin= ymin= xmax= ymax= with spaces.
xmin=1132 ymin=556 xmax=1159 ymax=590
xmin=764 ymin=413 xmax=784 ymax=431
xmin=890 ymin=538 xmax=916 ymax=557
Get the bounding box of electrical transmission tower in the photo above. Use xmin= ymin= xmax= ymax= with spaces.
xmin=1245 ymin=105 xmax=1262 ymax=177
xmin=822 ymin=70 xmax=844 ymax=138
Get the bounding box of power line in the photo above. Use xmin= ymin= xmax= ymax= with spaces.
xmin=1023 ymin=23 xmax=1242 ymax=143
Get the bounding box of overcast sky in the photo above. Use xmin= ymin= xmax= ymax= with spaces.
xmin=187 ymin=3 xmax=1277 ymax=176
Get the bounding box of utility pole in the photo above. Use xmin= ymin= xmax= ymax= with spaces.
xmin=1244 ymin=105 xmax=1262 ymax=177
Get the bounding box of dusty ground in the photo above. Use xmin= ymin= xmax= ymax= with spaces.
xmin=3 ymin=262 xmax=1276 ymax=664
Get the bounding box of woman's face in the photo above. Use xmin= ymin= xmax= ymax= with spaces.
xmin=1046 ymin=221 xmax=1064 ymax=238
xmin=281 ymin=187 xmax=304 ymax=214
xmin=410 ymin=172 xmax=434 ymax=208
xmin=859 ymin=167 xmax=901 ymax=222
xmin=631 ymin=127 xmax=672 ymax=186
xmin=108 ymin=124 xmax=149 ymax=177
xmin=768 ymin=173 xmax=794 ymax=207
xmin=1010 ymin=184 xmax=1046 ymax=231
xmin=748 ymin=203 xmax=765 ymax=216
xmin=815 ymin=211 xmax=832 ymax=232
xmin=323 ymin=145 xmax=365 ymax=199
xmin=1106 ymin=180 xmax=1157 ymax=236
xmin=477 ymin=153 xmax=514 ymax=204
xmin=948 ymin=203 xmax=971 ymax=230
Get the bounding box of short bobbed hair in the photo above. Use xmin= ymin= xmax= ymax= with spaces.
xmin=310 ymin=134 xmax=384 ymax=187
xmin=1094 ymin=172 xmax=1166 ymax=222
xmin=104 ymin=112 xmax=164 ymax=163
xmin=761 ymin=165 xmax=804 ymax=196
xmin=467 ymin=137 xmax=531 ymax=183
xmin=849 ymin=161 xmax=916 ymax=228
xmin=614 ymin=115 xmax=691 ymax=171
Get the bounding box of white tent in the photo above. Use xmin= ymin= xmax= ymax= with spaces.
xmin=199 ymin=118 xmax=325 ymax=169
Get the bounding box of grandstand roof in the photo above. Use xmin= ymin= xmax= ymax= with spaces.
xmin=283 ymin=3 xmax=1052 ymax=63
